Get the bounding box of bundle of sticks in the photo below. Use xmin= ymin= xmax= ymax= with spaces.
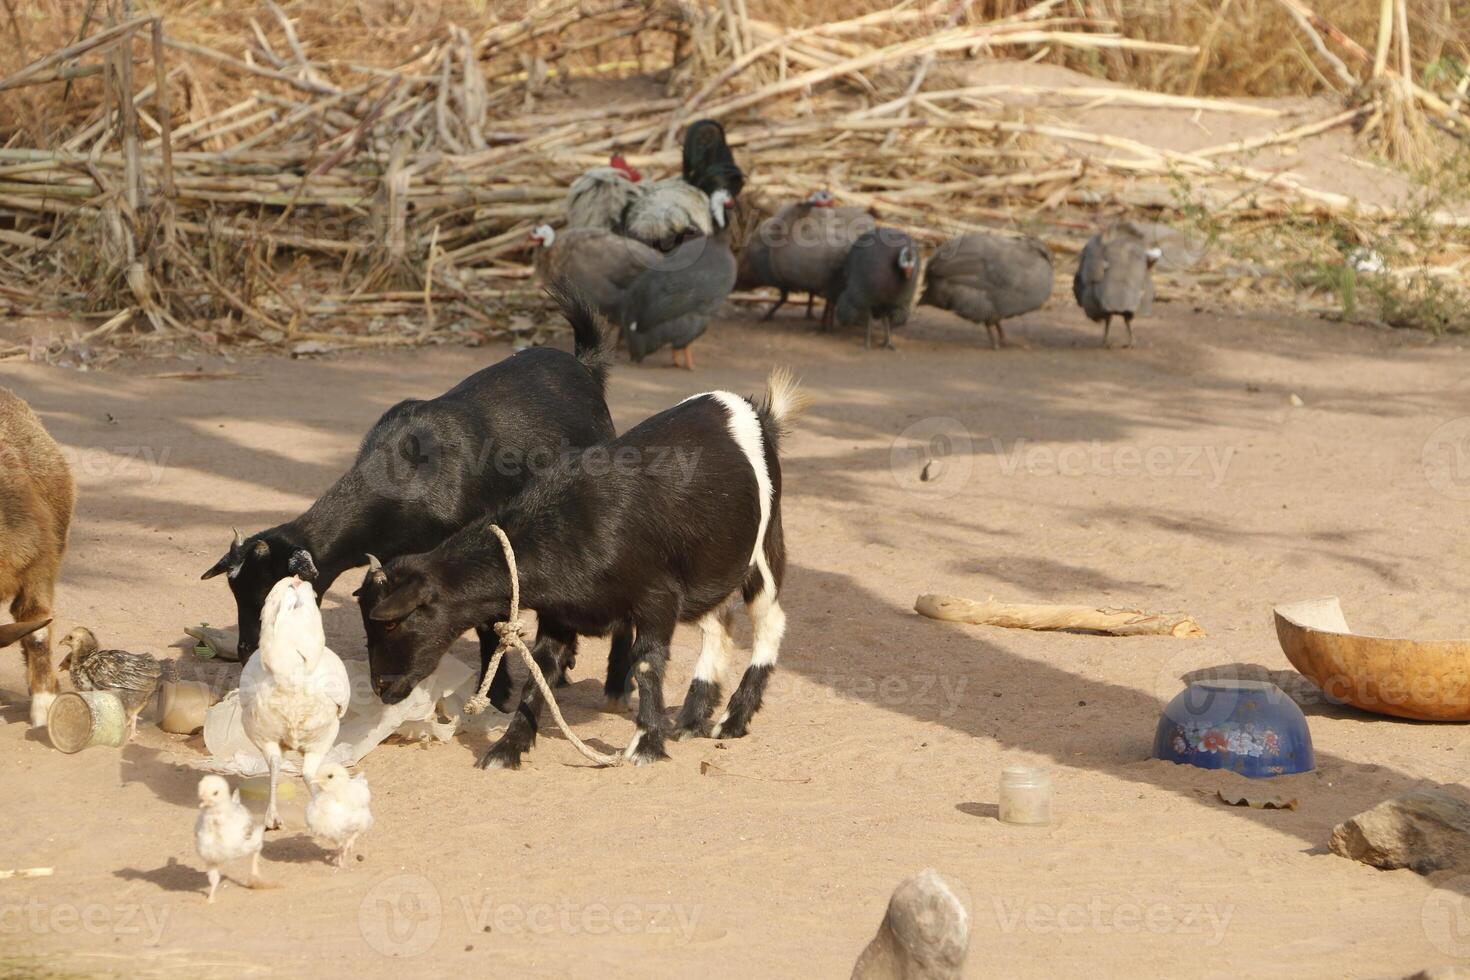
xmin=0 ymin=0 xmax=1464 ymax=359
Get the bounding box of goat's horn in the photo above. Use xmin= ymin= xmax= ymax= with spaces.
xmin=366 ymin=554 xmax=383 ymax=573
xmin=231 ymin=526 xmax=244 ymax=550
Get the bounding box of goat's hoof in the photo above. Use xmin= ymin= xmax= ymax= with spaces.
xmin=710 ymin=713 xmax=749 ymax=740
xmin=670 ymin=716 xmax=711 ymax=741
xmin=264 ymin=814 xmax=283 ymax=832
xmin=624 ymin=729 xmax=669 ymax=766
xmin=29 ymin=691 xmax=55 ymax=728
xmin=476 ymin=743 xmax=524 ymax=771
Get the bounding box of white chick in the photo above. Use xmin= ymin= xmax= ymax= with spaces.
xmin=195 ymin=775 xmax=264 ymax=903
xmin=306 ymin=763 xmax=373 ymax=867
xmin=240 ymin=576 xmax=350 ymax=830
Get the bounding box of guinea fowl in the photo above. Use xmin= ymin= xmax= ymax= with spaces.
xmin=825 ymin=227 xmax=921 ymax=350
xmin=58 ymin=627 xmax=169 ymax=740
xmin=619 ymin=193 xmax=737 ymax=369
xmin=921 ymin=233 xmax=1053 ymax=349
xmin=681 ymin=119 xmax=744 ymax=200
xmin=1073 ymin=222 xmax=1161 ymax=348
xmin=529 ymin=224 xmax=661 ymax=321
xmin=740 ymin=190 xmax=876 ymax=321
xmin=565 ymin=152 xmax=644 ymax=232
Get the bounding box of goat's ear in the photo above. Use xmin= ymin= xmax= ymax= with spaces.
xmin=369 ymin=582 xmax=431 ymax=622
xmin=288 ymin=549 xmax=319 ymax=581
xmin=200 ymin=552 xmax=235 ymax=580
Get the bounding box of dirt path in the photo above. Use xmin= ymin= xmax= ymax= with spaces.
xmin=3 ymin=299 xmax=1469 ymax=979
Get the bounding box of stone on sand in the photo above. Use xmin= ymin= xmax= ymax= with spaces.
xmin=1330 ymin=789 xmax=1470 ymax=875
xmin=851 ymin=869 xmax=969 ymax=980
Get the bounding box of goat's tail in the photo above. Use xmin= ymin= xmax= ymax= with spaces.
xmin=756 ymin=366 xmax=811 ymax=445
xmin=547 ymin=280 xmax=615 ymax=393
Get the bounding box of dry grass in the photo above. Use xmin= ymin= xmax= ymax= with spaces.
xmin=0 ymin=0 xmax=1465 ymax=362
xmin=744 ymin=0 xmax=1470 ymax=97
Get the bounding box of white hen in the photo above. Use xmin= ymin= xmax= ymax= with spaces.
xmin=240 ymin=576 xmax=350 ymax=830
xmin=195 ymin=775 xmax=264 ymax=903
xmin=306 ymin=763 xmax=373 ymax=867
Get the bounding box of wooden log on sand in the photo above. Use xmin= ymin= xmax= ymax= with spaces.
xmin=851 ymin=869 xmax=970 ymax=980
xmin=915 ymin=594 xmax=1205 ymax=638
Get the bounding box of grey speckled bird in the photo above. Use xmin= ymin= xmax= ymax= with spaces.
xmin=922 ymin=233 xmax=1053 ymax=348
xmin=1072 ymin=222 xmax=1161 ymax=348
xmin=739 ymin=191 xmax=876 ymax=322
xmin=619 ymin=220 xmax=737 ymax=369
xmin=58 ymin=627 xmax=169 ymax=739
xmin=824 ymin=228 xmax=921 ymax=350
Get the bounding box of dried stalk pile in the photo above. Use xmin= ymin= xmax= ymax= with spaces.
xmin=0 ymin=0 xmax=1465 ymax=362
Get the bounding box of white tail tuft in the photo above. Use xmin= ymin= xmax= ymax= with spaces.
xmin=760 ymin=366 xmax=812 ymax=437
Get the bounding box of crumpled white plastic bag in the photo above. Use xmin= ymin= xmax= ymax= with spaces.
xmin=200 ymin=654 xmax=504 ymax=775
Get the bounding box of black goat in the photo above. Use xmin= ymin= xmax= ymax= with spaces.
xmin=360 ymin=368 xmax=809 ymax=769
xmin=682 ymin=119 xmax=744 ymax=200
xmin=202 ymin=287 xmax=633 ymax=709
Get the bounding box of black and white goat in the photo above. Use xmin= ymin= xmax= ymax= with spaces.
xmin=202 ymin=287 xmax=633 ymax=710
xmin=359 ymin=369 xmax=809 ymax=768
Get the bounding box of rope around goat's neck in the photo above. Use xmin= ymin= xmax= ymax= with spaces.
xmin=461 ymin=524 xmax=622 ymax=767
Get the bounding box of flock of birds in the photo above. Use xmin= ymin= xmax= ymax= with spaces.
xmin=194 ymin=576 xmax=370 ymax=901
xmin=59 ymin=578 xmax=371 ymax=901
xmin=531 ymin=118 xmax=1165 ymax=365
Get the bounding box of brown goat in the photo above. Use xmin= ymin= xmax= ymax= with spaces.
xmin=0 ymin=388 xmax=74 ymax=726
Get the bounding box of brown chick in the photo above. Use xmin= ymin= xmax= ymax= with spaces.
xmin=58 ymin=627 xmax=169 ymax=740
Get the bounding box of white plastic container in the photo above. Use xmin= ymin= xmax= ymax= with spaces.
xmin=998 ymin=766 xmax=1052 ymax=825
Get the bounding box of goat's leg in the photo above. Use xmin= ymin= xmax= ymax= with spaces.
xmin=12 ymin=583 xmax=58 ymax=728
xmin=604 ymin=626 xmax=636 ymax=710
xmin=477 ymin=622 xmax=574 ymax=771
xmin=672 ymin=603 xmax=734 ymax=739
xmin=1102 ymin=315 xmax=1112 ymax=348
xmin=625 ymin=620 xmax=674 ymax=765
xmin=206 ymin=867 xmax=221 ymax=903
xmin=713 ymin=585 xmax=787 ymax=740
xmin=805 ymin=293 xmax=816 ymax=320
xmin=1124 ymin=313 xmax=1135 ymax=348
xmin=475 ymin=625 xmax=514 ymax=712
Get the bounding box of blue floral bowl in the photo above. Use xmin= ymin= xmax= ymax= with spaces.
xmin=1153 ymin=679 xmax=1314 ymax=778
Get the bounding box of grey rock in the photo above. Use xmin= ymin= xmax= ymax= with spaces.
xmin=852 ymin=869 xmax=969 ymax=980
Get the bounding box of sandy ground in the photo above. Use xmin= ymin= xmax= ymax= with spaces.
xmin=4 ymin=297 xmax=1470 ymax=979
